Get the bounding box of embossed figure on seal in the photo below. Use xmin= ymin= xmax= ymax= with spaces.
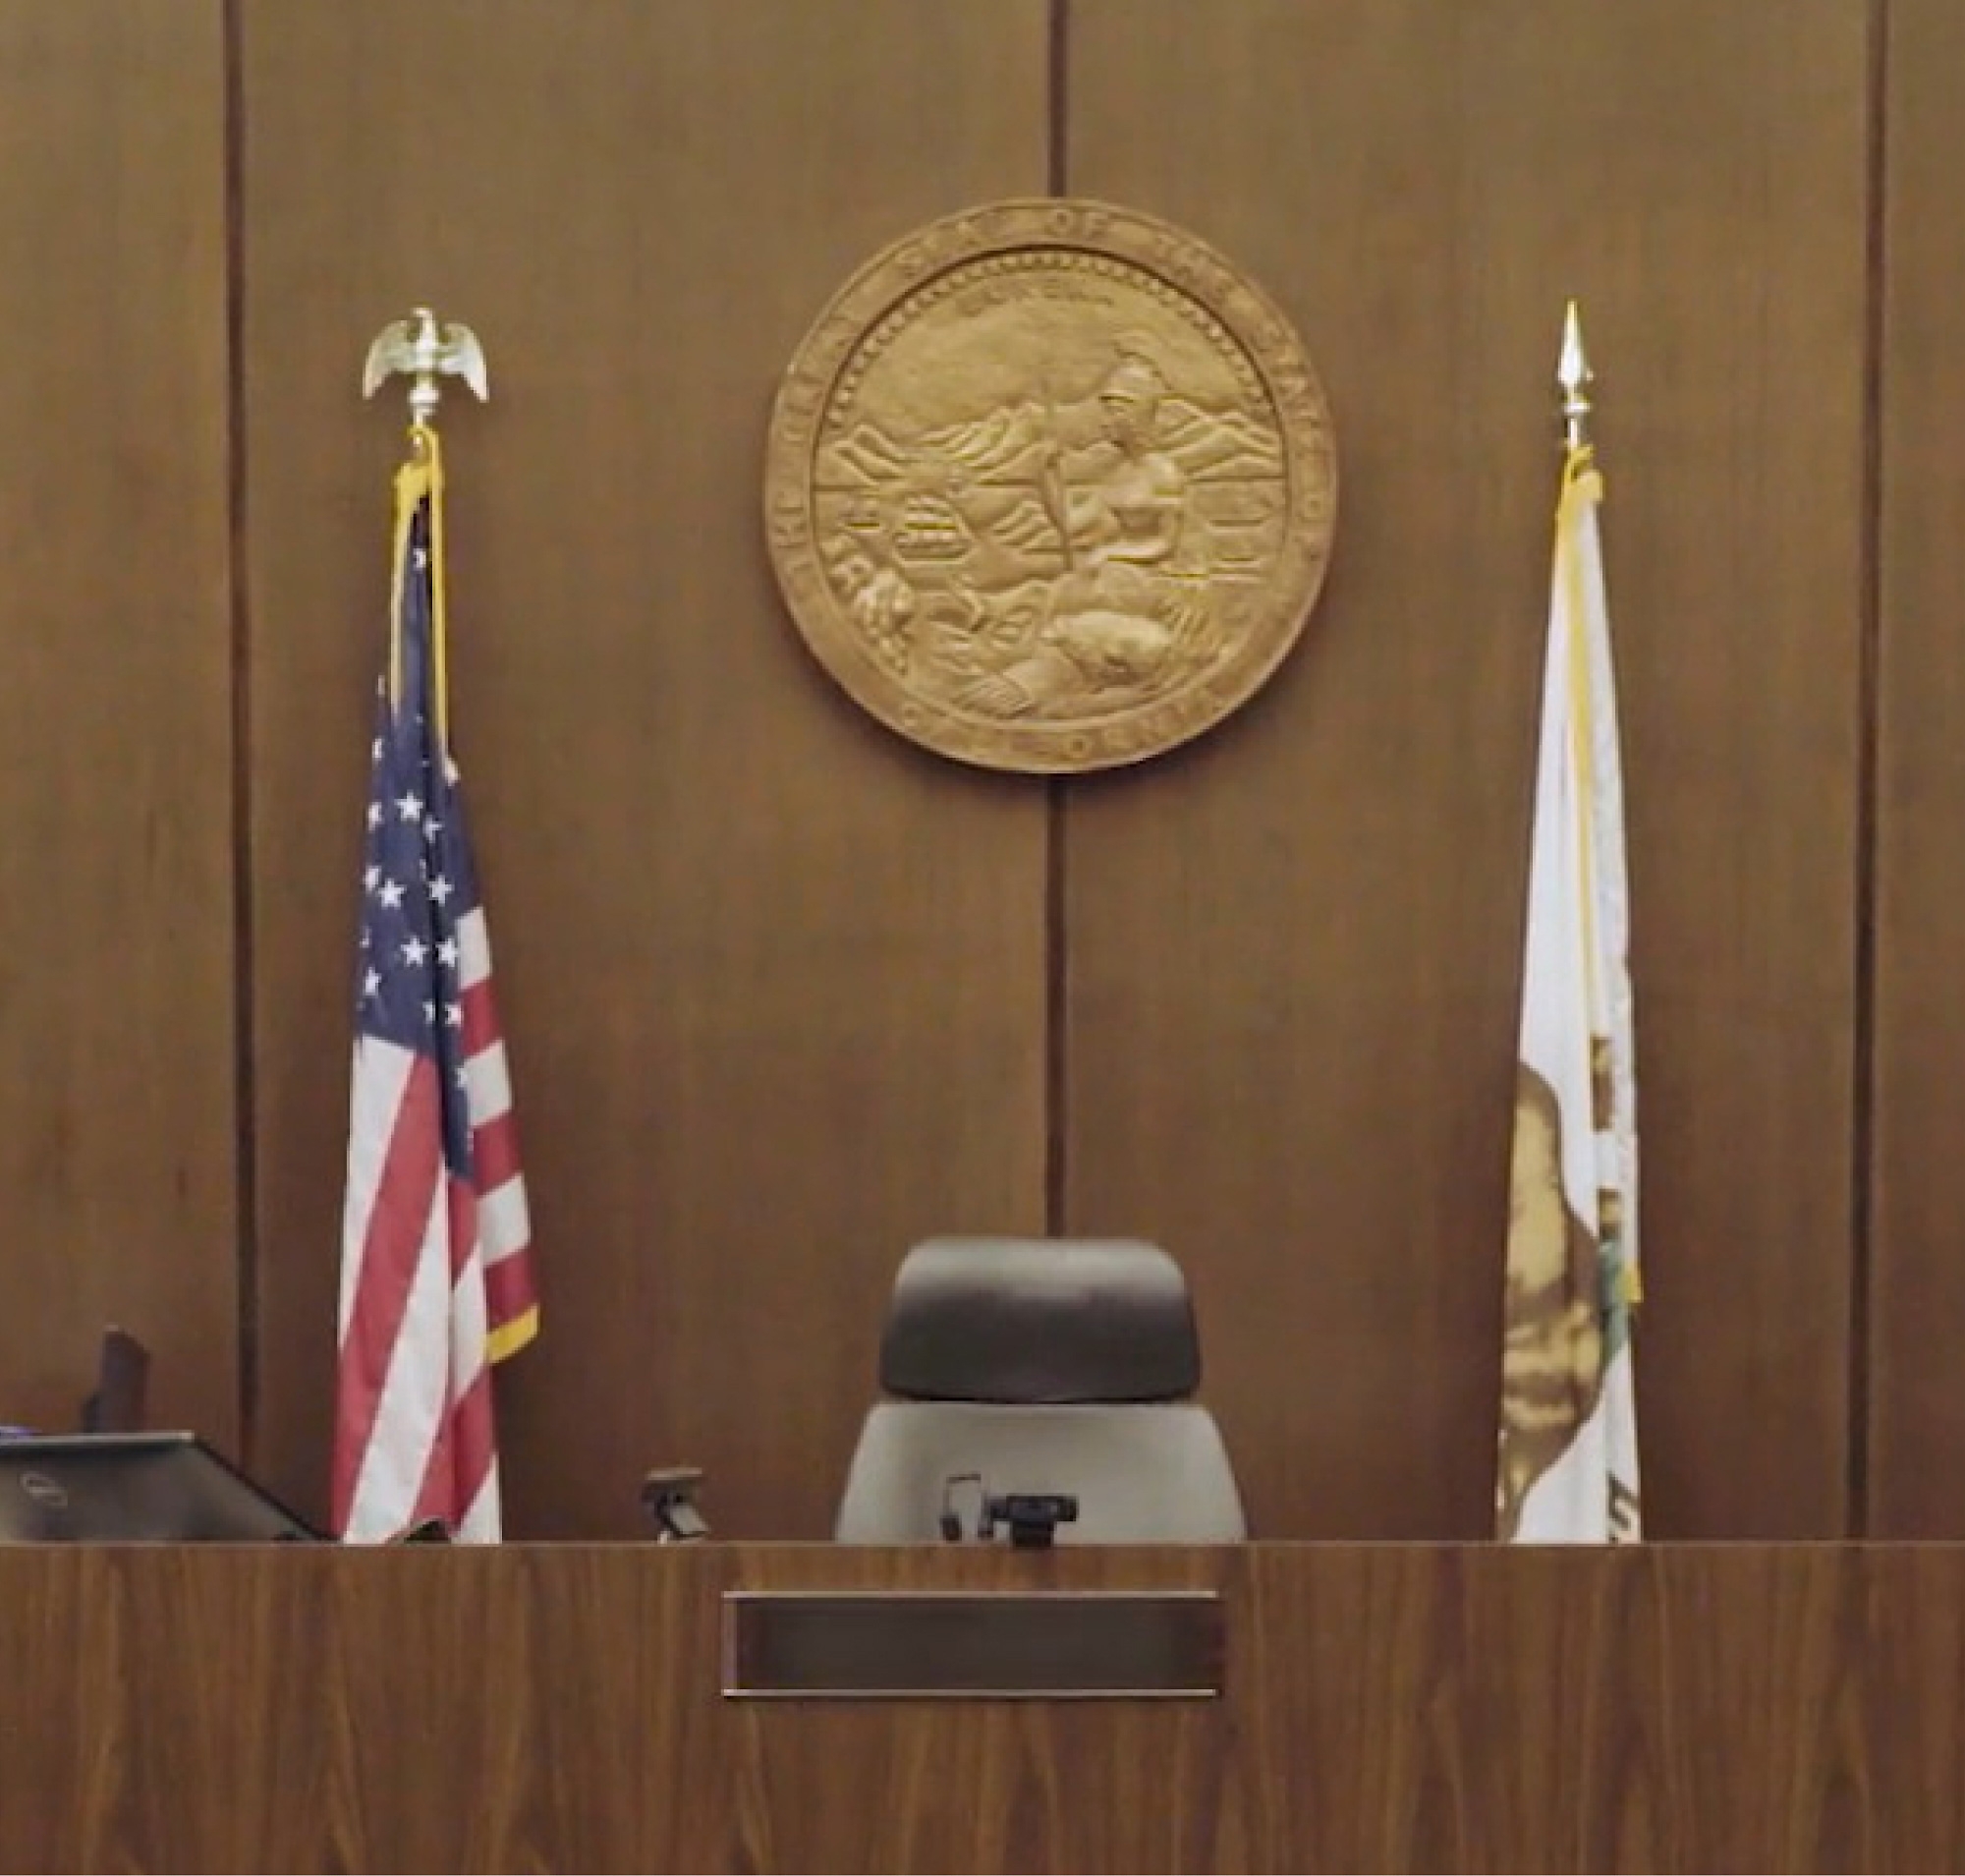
xmin=767 ymin=200 xmax=1337 ymax=773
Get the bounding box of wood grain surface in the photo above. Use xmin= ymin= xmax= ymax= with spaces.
xmin=1869 ymin=0 xmax=1965 ymax=1536
xmin=1064 ymin=0 xmax=1870 ymax=1539
xmin=9 ymin=0 xmax=1965 ymax=1562
xmin=237 ymin=0 xmax=1052 ymax=1537
xmin=5 ymin=1541 xmax=1965 ymax=1872
xmin=0 ymin=0 xmax=239 ymax=1446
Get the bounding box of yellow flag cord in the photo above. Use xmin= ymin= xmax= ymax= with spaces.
xmin=386 ymin=420 xmax=451 ymax=752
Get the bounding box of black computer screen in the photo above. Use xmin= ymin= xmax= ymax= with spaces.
xmin=0 ymin=1432 xmax=323 ymax=1543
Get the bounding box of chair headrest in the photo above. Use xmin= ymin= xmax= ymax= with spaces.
xmin=878 ymin=1237 xmax=1201 ymax=1404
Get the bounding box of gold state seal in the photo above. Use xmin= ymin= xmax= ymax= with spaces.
xmin=764 ymin=199 xmax=1338 ymax=774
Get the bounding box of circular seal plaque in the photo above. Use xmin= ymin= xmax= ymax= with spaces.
xmin=764 ymin=199 xmax=1338 ymax=774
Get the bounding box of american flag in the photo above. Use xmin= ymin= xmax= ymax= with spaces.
xmin=332 ymin=439 xmax=537 ymax=1543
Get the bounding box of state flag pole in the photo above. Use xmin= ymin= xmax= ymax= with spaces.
xmin=1495 ymin=301 xmax=1642 ymax=1545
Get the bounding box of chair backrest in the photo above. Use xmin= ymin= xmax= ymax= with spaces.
xmin=835 ymin=1236 xmax=1247 ymax=1544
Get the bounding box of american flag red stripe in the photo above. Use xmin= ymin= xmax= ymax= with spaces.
xmin=332 ymin=433 xmax=536 ymax=1544
xmin=456 ymin=904 xmax=536 ymax=1349
xmin=414 ymin=1356 xmax=495 ymax=1528
xmin=333 ymin=1048 xmax=442 ymax=1523
xmin=472 ymin=1112 xmax=523 ymax=1201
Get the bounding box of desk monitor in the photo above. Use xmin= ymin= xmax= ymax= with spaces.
xmin=0 ymin=1432 xmax=324 ymax=1543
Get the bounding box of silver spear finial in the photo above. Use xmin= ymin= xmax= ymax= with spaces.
xmin=1557 ymin=299 xmax=1593 ymax=454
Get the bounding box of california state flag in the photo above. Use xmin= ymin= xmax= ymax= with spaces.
xmin=1497 ymin=314 xmax=1641 ymax=1544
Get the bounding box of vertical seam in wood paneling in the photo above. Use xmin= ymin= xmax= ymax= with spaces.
xmin=1045 ymin=0 xmax=1071 ymax=1233
xmin=223 ymin=0 xmax=261 ymax=1465
xmin=1049 ymin=0 xmax=1070 ymax=196
xmin=1850 ymin=0 xmax=1891 ymax=1540
xmin=1046 ymin=798 xmax=1068 ymax=1237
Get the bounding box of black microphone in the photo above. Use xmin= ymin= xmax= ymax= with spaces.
xmin=938 ymin=1471 xmax=984 ymax=1542
xmin=985 ymin=1493 xmax=1079 ymax=1549
xmin=392 ymin=1516 xmax=453 ymax=1545
xmin=642 ymin=1466 xmax=709 ymax=1542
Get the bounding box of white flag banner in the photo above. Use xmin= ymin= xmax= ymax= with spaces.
xmin=1496 ymin=421 xmax=1642 ymax=1545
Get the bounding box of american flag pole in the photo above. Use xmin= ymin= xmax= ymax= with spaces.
xmin=333 ymin=315 xmax=537 ymax=1543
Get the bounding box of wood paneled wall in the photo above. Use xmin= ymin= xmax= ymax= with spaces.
xmin=1873 ymin=0 xmax=1965 ymax=1536
xmin=0 ymin=2 xmax=238 ymax=1446
xmin=0 ymin=0 xmax=1958 ymax=1541
xmin=1065 ymin=0 xmax=1870 ymax=1538
xmin=238 ymin=0 xmax=1052 ymax=1536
